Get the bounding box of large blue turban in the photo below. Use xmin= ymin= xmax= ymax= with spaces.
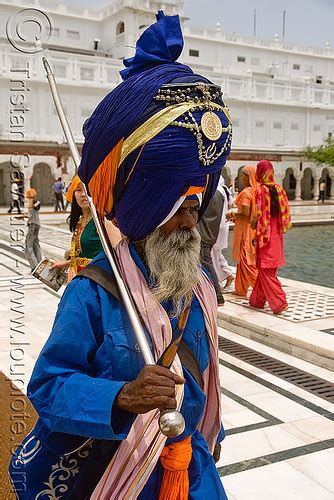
xmin=78 ymin=11 xmax=232 ymax=241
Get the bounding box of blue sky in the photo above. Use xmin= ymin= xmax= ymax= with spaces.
xmin=61 ymin=0 xmax=334 ymax=48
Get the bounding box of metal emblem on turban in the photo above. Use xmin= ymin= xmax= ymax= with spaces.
xmin=154 ymin=82 xmax=232 ymax=167
xmin=201 ymin=112 xmax=223 ymax=141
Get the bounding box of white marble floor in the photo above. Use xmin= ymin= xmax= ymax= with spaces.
xmin=0 ymin=220 xmax=333 ymax=499
xmin=218 ymin=330 xmax=334 ymax=499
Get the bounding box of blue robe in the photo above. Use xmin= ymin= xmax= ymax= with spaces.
xmin=9 ymin=247 xmax=227 ymax=499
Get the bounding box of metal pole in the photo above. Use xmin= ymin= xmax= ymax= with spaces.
xmin=253 ymin=8 xmax=257 ymax=37
xmin=42 ymin=57 xmax=185 ymax=437
xmin=282 ymin=10 xmax=286 ymax=42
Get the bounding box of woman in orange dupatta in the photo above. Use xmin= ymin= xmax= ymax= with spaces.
xmin=229 ymin=166 xmax=258 ymax=296
xmin=249 ymin=160 xmax=291 ymax=314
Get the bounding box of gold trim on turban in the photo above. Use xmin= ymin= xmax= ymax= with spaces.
xmin=120 ymin=101 xmax=231 ymax=165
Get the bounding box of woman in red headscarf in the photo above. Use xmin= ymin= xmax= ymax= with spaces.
xmin=249 ymin=160 xmax=292 ymax=314
xmin=229 ymin=166 xmax=258 ymax=296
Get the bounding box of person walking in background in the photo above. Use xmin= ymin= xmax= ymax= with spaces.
xmin=319 ymin=179 xmax=326 ymax=203
xmin=64 ymin=184 xmax=71 ymax=212
xmin=198 ymin=188 xmax=226 ymax=306
xmin=64 ymin=180 xmax=72 ymax=212
xmin=211 ymin=175 xmax=234 ymax=289
xmin=7 ymin=178 xmax=22 ymax=214
xmin=24 ymin=188 xmax=42 ymax=271
xmin=249 ymin=160 xmax=291 ymax=314
xmin=228 ymin=180 xmax=235 ymax=201
xmin=228 ymin=166 xmax=258 ymax=296
xmin=52 ymin=177 xmax=65 ymax=212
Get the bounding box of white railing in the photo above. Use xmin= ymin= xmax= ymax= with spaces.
xmin=2 ymin=46 xmax=123 ymax=87
xmin=101 ymin=0 xmax=182 ymax=17
xmin=2 ymin=0 xmax=103 ymax=19
xmin=2 ymin=43 xmax=334 ymax=108
xmin=4 ymin=50 xmax=334 ymax=108
xmin=187 ymin=65 xmax=334 ymax=109
xmin=183 ymin=25 xmax=334 ymax=59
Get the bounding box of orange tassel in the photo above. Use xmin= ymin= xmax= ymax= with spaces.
xmin=88 ymin=139 xmax=124 ymax=215
xmin=159 ymin=436 xmax=192 ymax=500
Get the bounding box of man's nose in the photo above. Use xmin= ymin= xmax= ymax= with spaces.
xmin=179 ymin=210 xmax=198 ymax=230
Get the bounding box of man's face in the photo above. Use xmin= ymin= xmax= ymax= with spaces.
xmin=160 ymin=199 xmax=200 ymax=236
xmin=144 ymin=201 xmax=201 ymax=317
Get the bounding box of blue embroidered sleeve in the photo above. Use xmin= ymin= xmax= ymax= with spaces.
xmin=27 ymin=278 xmax=135 ymax=440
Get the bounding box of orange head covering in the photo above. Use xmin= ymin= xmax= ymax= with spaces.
xmin=235 ymin=165 xmax=258 ymax=208
xmin=234 ymin=166 xmax=259 ymax=260
xmin=242 ymin=165 xmax=258 ymax=190
xmin=26 ymin=188 xmax=37 ymax=199
xmin=66 ymin=176 xmax=82 ymax=203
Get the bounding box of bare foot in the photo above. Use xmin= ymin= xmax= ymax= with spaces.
xmin=273 ymin=305 xmax=289 ymax=315
xmin=224 ymin=275 xmax=235 ymax=289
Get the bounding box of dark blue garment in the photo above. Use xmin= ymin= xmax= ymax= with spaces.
xmin=78 ymin=12 xmax=231 ymax=241
xmin=121 ymin=10 xmax=185 ymax=80
xmin=79 ymin=12 xmax=198 ymax=184
xmin=9 ymin=248 xmax=226 ymax=499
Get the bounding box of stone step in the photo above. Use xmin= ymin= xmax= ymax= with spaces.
xmin=218 ymin=295 xmax=334 ymax=372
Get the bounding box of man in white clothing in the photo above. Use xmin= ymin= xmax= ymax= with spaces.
xmin=211 ymin=175 xmax=234 ymax=289
xmin=7 ymin=179 xmax=21 ymax=214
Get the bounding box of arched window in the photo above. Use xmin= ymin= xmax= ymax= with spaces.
xmin=283 ymin=168 xmax=296 ymax=200
xmin=116 ymin=22 xmax=125 ymax=35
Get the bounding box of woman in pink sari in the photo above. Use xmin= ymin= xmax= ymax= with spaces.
xmin=230 ymin=166 xmax=258 ymax=296
xmin=249 ymin=160 xmax=292 ymax=314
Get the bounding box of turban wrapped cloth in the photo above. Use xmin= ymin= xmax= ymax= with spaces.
xmin=65 ymin=175 xmax=81 ymax=203
xmin=78 ymin=11 xmax=232 ymax=241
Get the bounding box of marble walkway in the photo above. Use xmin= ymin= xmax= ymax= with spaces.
xmin=0 ymin=213 xmax=333 ymax=499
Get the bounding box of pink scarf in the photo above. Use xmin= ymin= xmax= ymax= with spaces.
xmin=92 ymin=239 xmax=221 ymax=499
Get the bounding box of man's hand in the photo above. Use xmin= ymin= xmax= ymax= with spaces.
xmin=225 ymin=211 xmax=235 ymax=222
xmin=116 ymin=365 xmax=185 ymax=414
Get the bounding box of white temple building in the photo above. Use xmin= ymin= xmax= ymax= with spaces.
xmin=0 ymin=0 xmax=334 ymax=204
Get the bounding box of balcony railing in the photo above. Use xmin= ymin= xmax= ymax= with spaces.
xmin=183 ymin=25 xmax=334 ymax=58
xmin=2 ymin=46 xmax=123 ymax=87
xmin=2 ymin=44 xmax=334 ymax=109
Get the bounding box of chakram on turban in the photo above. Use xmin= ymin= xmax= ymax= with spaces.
xmin=78 ymin=11 xmax=233 ymax=241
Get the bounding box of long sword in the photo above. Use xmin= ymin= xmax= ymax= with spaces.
xmin=42 ymin=57 xmax=185 ymax=438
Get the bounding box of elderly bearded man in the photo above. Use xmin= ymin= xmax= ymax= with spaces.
xmin=10 ymin=12 xmax=232 ymax=499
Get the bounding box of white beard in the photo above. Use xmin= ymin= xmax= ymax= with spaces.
xmin=144 ymin=227 xmax=201 ymax=318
